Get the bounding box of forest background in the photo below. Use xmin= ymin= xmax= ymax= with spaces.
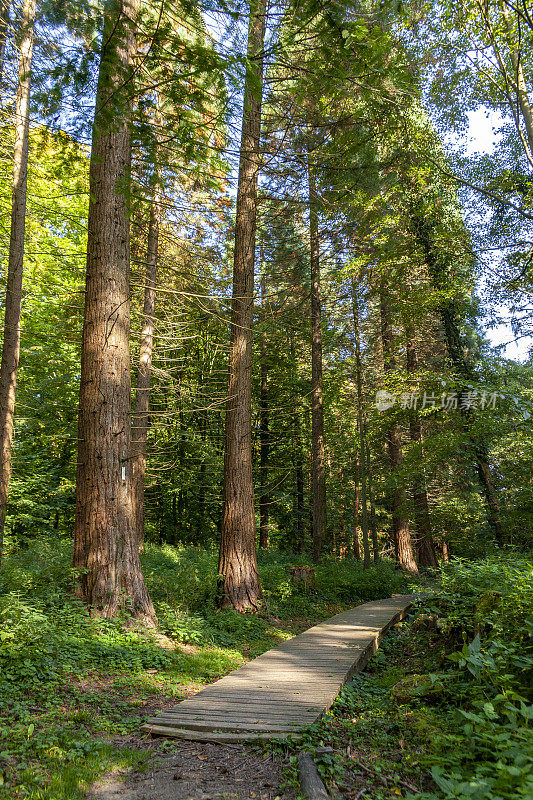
xmin=0 ymin=0 xmax=531 ymax=796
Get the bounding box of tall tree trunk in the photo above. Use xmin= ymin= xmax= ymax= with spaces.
xmin=295 ymin=453 xmax=305 ymax=552
xmin=197 ymin=410 xmax=207 ymax=540
xmin=501 ymin=4 xmax=533 ymax=155
xmin=218 ymin=0 xmax=266 ymax=611
xmin=409 ymin=417 xmax=438 ymax=568
xmin=351 ymin=280 xmax=370 ymax=567
xmin=132 ymin=186 xmax=159 ymax=553
xmin=0 ymin=0 xmax=34 ymax=568
xmin=259 ymin=272 xmax=269 ymax=549
xmin=292 ymin=407 xmax=305 ymax=552
xmin=357 ymin=423 xmax=371 ymax=568
xmin=0 ymin=0 xmax=9 ymax=87
xmin=412 ymin=215 xmax=504 ymax=544
xmin=442 ymin=538 xmax=449 ymax=562
xmin=73 ymin=0 xmax=156 ymax=623
xmin=172 ymin=491 xmax=177 ymax=535
xmin=308 ymin=462 xmax=314 ymax=544
xmin=307 ymin=147 xmax=327 ymax=564
xmin=289 ymin=331 xmax=305 ymax=552
xmin=379 ymin=285 xmax=418 ymax=573
xmin=405 ymin=333 xmax=438 ymax=568
xmin=175 ymin=378 xmax=186 ymax=544
xmin=485 ymin=0 xmax=533 ymax=161
xmin=353 ymin=456 xmax=361 ymax=560
xmin=471 ymin=436 xmax=504 ymax=539
xmin=365 ymin=435 xmax=379 ymax=561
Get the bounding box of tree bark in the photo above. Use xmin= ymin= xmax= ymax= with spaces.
xmin=472 ymin=437 xmax=504 ymax=540
xmin=132 ymin=186 xmax=159 ymax=553
xmin=73 ymin=0 xmax=156 ymax=623
xmin=483 ymin=0 xmax=533 ymax=161
xmin=351 ymin=280 xmax=370 ymax=567
xmin=197 ymin=410 xmax=207 ymax=541
xmin=175 ymin=376 xmax=186 ymax=544
xmin=307 ymin=147 xmax=327 ymax=564
xmin=405 ymin=333 xmax=438 ymax=568
xmin=0 ymin=0 xmax=34 ymax=567
xmin=218 ymin=0 xmax=266 ymax=611
xmin=295 ymin=451 xmax=305 ymax=552
xmin=409 ymin=418 xmax=438 ymax=568
xmin=379 ymin=286 xmax=418 ymax=573
xmin=365 ymin=434 xmax=379 ymax=562
xmin=353 ymin=457 xmax=360 ymax=560
xmin=442 ymin=538 xmax=449 ymax=562
xmin=289 ymin=331 xmax=305 ymax=552
xmin=259 ymin=271 xmax=269 ymax=549
xmin=501 ymin=1 xmax=533 ymax=155
xmin=0 ymin=0 xmax=9 ymax=87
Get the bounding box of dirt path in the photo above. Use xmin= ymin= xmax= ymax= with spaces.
xmin=88 ymin=738 xmax=293 ymax=800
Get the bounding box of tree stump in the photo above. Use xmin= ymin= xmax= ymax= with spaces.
xmin=289 ymin=565 xmax=316 ymax=588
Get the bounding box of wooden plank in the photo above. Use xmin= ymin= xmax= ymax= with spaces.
xmin=176 ymin=696 xmax=322 ymax=706
xmin=181 ymin=693 xmax=330 ymax=703
xmin=164 ymin=708 xmax=319 ymax=718
xmin=148 ymin=718 xmax=302 ymax=732
xmin=141 ymin=724 xmax=298 ymax=743
xmin=150 ymin=718 xmax=303 ymax=730
xmin=168 ymin=698 xmax=322 ymax=711
xmin=152 ymin=720 xmax=310 ymax=731
xmin=148 ymin=715 xmax=296 ymax=726
xmin=153 ymin=709 xmax=314 ymax=721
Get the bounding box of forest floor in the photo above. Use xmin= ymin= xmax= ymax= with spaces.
xmin=1 ymin=542 xmax=531 ymax=800
xmin=2 ymin=539 xmax=417 ymax=800
xmin=0 ymin=605 xmax=331 ymax=800
xmin=88 ymin=737 xmax=292 ymax=800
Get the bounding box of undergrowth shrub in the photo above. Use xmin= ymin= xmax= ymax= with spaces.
xmin=315 ymin=556 xmax=410 ymax=603
xmin=412 ymin=555 xmax=533 ymax=799
xmin=0 ymin=535 xmax=412 ymax=666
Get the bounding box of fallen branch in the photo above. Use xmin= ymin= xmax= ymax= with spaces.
xmin=398 ymin=778 xmax=421 ymax=793
xmin=298 ymin=752 xmax=330 ymax=800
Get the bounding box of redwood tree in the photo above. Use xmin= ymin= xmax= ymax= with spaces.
xmin=405 ymin=330 xmax=438 ymax=568
xmin=132 ymin=184 xmax=160 ymax=552
xmin=290 ymin=332 xmax=305 ymax=551
xmin=308 ymin=147 xmax=327 ymax=564
xmin=0 ymin=0 xmax=35 ymax=566
xmin=218 ymin=0 xmax=266 ymax=611
xmin=73 ymin=0 xmax=156 ymax=622
xmin=379 ymin=284 xmax=418 ymax=573
xmin=351 ymin=280 xmax=370 ymax=567
xmin=259 ymin=270 xmax=269 ymax=549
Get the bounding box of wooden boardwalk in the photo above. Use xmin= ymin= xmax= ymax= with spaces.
xmin=142 ymin=595 xmax=413 ymax=743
